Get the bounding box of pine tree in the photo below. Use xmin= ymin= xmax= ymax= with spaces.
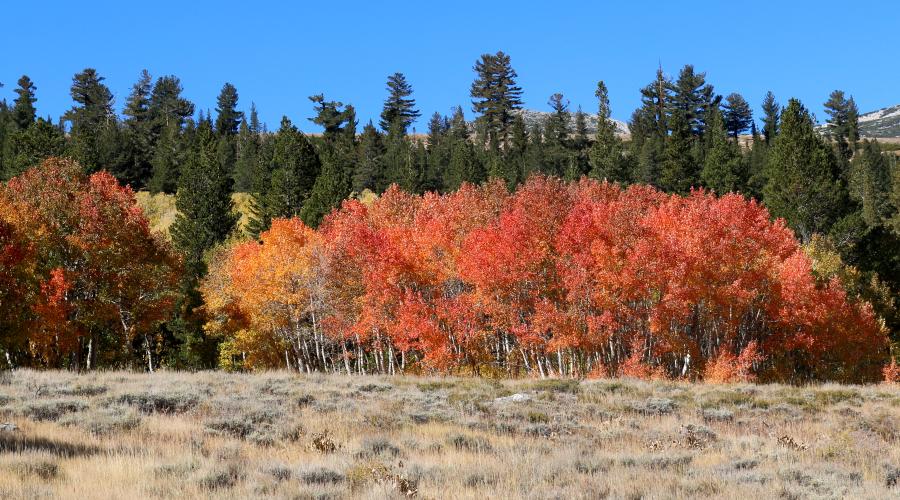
xmin=565 ymin=107 xmax=591 ymax=180
xmin=149 ymin=76 xmax=195 ymax=131
xmin=380 ymin=72 xmax=421 ymax=135
xmin=505 ymin=113 xmax=529 ymax=187
xmin=64 ymin=68 xmax=122 ymax=173
xmin=12 ymin=75 xmax=37 ymax=130
xmin=628 ymin=68 xmax=670 ymax=185
xmin=722 ymin=92 xmax=753 ymax=138
xmin=763 ymin=99 xmax=845 ymax=242
xmin=701 ymin=106 xmax=744 ymax=193
xmin=171 ymin=122 xmax=237 ymax=277
xmin=383 ymin=128 xmax=417 ymax=191
xmin=354 ymin=121 xmax=386 ymax=193
xmin=2 ymin=117 xmax=66 ymax=179
xmin=121 ymin=70 xmax=154 ymax=188
xmin=233 ymin=103 xmax=260 ymax=192
xmin=667 ymin=65 xmax=717 ymax=137
xmin=544 ymin=93 xmax=570 ymax=177
xmin=308 ymin=94 xmax=351 ymax=142
xmin=213 ymin=83 xmax=242 ymax=184
xmin=761 ymin=91 xmax=780 ymax=145
xmin=300 ymin=145 xmax=352 ymax=228
xmin=659 ymin=111 xmax=694 ymax=193
xmin=523 ymin=121 xmax=546 ymax=180
xmin=746 ymin=122 xmax=768 ymax=198
xmin=215 ymin=83 xmax=243 ymax=136
xmin=444 ymin=107 xmax=481 ymax=190
xmin=589 ymin=81 xmax=628 ymax=183
xmin=168 ymin=117 xmax=234 ymax=370
xmin=824 ymin=90 xmax=860 ymax=167
xmin=849 ymin=140 xmax=893 ymax=227
xmin=633 ymin=135 xmax=663 ymax=186
xmin=266 ymin=117 xmax=322 ymax=218
xmin=148 ymin=122 xmax=184 ymax=194
xmin=423 ymin=112 xmax=450 ymax=192
xmin=470 ymin=51 xmax=523 ymax=148
xmin=640 ymin=67 xmax=670 ymax=138
xmin=300 ymin=104 xmax=356 ymax=227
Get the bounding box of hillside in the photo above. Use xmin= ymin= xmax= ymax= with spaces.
xmin=135 ymin=192 xmax=254 ymax=238
xmin=0 ymin=370 xmax=897 ymax=499
xmin=513 ymin=108 xmax=630 ymax=136
xmin=859 ymin=104 xmax=900 ymax=138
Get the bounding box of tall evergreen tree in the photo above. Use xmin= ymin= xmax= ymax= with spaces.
xmin=628 ymin=68 xmax=670 ymax=185
xmin=824 ymin=90 xmax=860 ymax=166
xmin=2 ymin=117 xmax=66 ymax=179
xmin=308 ymin=94 xmax=352 ymax=143
xmin=544 ymin=93 xmax=570 ymax=177
xmin=745 ymin=122 xmax=768 ymax=198
xmin=565 ymin=107 xmax=591 ymax=180
xmin=667 ymin=65 xmax=717 ymax=137
xmin=523 ymin=121 xmax=546 ymax=180
xmin=168 ymin=119 xmax=235 ymax=369
xmin=722 ymin=92 xmax=753 ymax=138
xmin=149 ymin=76 xmax=195 ymax=131
xmin=213 ymin=83 xmax=242 ymax=184
xmin=262 ymin=117 xmax=322 ymax=222
xmin=589 ymin=81 xmax=628 ymax=183
xmin=64 ymin=68 xmax=122 ymax=173
xmin=354 ymin=121 xmax=386 ymax=193
xmin=171 ymin=122 xmax=237 ymax=277
xmin=423 ymin=112 xmax=450 ymax=192
xmin=380 ymin=72 xmax=420 ymax=135
xmin=148 ymin=121 xmax=184 ymax=194
xmin=214 ymin=83 xmax=243 ymax=136
xmin=300 ymin=103 xmax=356 ymax=227
xmin=444 ymin=107 xmax=481 ymax=191
xmin=761 ymin=91 xmax=780 ymax=145
xmin=505 ymin=113 xmax=529 ymax=187
xmin=233 ymin=103 xmax=261 ymax=192
xmin=11 ymin=75 xmax=37 ymax=130
xmin=121 ymin=70 xmax=154 ymax=188
xmin=701 ymin=106 xmax=744 ymax=193
xmin=659 ymin=111 xmax=694 ymax=193
xmin=849 ymin=140 xmax=894 ymax=228
xmin=470 ymin=51 xmax=523 ymax=148
xmin=383 ymin=129 xmax=417 ymax=192
xmin=763 ymin=99 xmax=845 ymax=242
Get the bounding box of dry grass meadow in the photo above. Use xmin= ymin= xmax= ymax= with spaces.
xmin=0 ymin=370 xmax=898 ymax=499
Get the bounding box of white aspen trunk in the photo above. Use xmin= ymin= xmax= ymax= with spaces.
xmin=145 ymin=336 xmax=154 ymax=373
xmin=341 ymin=342 xmax=351 ymax=375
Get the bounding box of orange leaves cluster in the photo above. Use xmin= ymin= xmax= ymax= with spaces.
xmin=203 ymin=218 xmax=325 ymax=370
xmin=0 ymin=158 xmax=180 ymax=368
xmin=206 ymin=175 xmax=890 ymax=382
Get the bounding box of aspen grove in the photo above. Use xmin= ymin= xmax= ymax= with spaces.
xmin=200 ymin=175 xmax=890 ymax=383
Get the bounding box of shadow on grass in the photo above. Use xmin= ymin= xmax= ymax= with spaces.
xmin=0 ymin=432 xmax=101 ymax=458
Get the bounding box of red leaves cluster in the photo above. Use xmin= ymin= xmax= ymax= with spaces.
xmin=211 ymin=175 xmax=888 ymax=382
xmin=0 ymin=158 xmax=181 ymax=368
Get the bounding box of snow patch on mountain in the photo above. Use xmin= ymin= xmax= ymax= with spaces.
xmin=858 ymin=105 xmax=900 ymax=137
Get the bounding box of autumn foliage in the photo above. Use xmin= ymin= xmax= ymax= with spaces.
xmin=0 ymin=158 xmax=180 ymax=369
xmin=204 ymin=176 xmax=890 ymax=383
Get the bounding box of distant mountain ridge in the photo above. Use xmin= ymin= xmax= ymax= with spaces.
xmin=511 ymin=109 xmax=630 ymax=136
xmin=858 ymin=105 xmax=900 ymax=138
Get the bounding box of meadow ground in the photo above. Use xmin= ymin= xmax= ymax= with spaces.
xmin=0 ymin=370 xmax=898 ymax=499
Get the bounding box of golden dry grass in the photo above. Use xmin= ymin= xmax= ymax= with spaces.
xmin=0 ymin=370 xmax=898 ymax=499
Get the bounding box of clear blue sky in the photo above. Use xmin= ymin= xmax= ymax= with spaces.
xmin=1 ymin=0 xmax=897 ymax=132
